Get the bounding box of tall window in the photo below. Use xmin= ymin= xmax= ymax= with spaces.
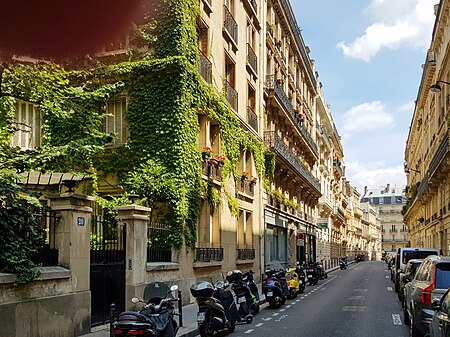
xmin=238 ymin=210 xmax=253 ymax=248
xmin=103 ymin=99 xmax=129 ymax=145
xmin=11 ymin=101 xmax=42 ymax=149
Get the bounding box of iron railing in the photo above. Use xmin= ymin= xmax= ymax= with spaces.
xmin=195 ymin=248 xmax=224 ymax=262
xmin=265 ymin=75 xmax=318 ymax=156
xmin=247 ymin=43 xmax=258 ymax=74
xmin=202 ymin=160 xmax=223 ymax=181
xmin=90 ymin=215 xmax=125 ymax=264
xmin=236 ymin=180 xmax=255 ymax=196
xmin=247 ymin=106 xmax=258 ymax=132
xmin=147 ymin=223 xmax=172 ymax=262
xmin=237 ymin=248 xmax=255 ymax=260
xmin=264 ymin=131 xmax=320 ymax=192
xmin=279 ymin=0 xmax=316 ymax=88
xmin=223 ymin=5 xmax=238 ymax=43
xmin=31 ymin=205 xmax=60 ymax=267
xmin=199 ymin=50 xmax=212 ymax=84
xmin=224 ymin=79 xmax=238 ymax=111
xmin=429 ymin=132 xmax=449 ymax=176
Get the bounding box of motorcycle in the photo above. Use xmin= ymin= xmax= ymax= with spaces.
xmin=190 ymin=280 xmax=240 ymax=337
xmin=262 ymin=269 xmax=289 ymax=308
xmin=112 ymin=281 xmax=179 ymax=337
xmin=242 ymin=270 xmax=260 ymax=314
xmin=340 ymin=258 xmax=348 ymax=270
xmin=295 ymin=261 xmax=306 ymax=293
xmin=316 ymin=260 xmax=328 ymax=280
xmin=285 ymin=267 xmax=300 ymax=299
xmin=305 ymin=263 xmax=319 ymax=285
xmin=226 ymin=270 xmax=254 ymax=322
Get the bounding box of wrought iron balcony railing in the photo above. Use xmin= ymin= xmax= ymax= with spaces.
xmin=223 ymin=5 xmax=238 ymax=44
xmin=264 ymin=131 xmax=320 ymax=192
xmin=247 ymin=43 xmax=258 ymax=74
xmin=265 ymin=75 xmax=318 ymax=157
xmin=199 ymin=50 xmax=212 ymax=84
xmin=195 ymin=247 xmax=224 ymax=262
xmin=247 ymin=106 xmax=258 ymax=132
xmin=224 ymin=79 xmax=238 ymax=111
xmin=237 ymin=248 xmax=255 ymax=260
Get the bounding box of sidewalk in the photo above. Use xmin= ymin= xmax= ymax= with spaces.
xmin=81 ymin=265 xmax=344 ymax=337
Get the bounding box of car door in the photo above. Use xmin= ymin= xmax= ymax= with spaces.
xmin=431 ymin=289 xmax=450 ymax=337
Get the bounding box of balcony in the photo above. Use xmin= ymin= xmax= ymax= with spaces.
xmin=247 ymin=106 xmax=258 ymax=132
xmin=247 ymin=43 xmax=258 ymax=74
xmin=318 ymin=195 xmax=333 ymax=215
xmin=236 ymin=179 xmax=255 ymax=196
xmin=223 ymin=5 xmax=238 ymax=46
xmin=237 ymin=248 xmax=255 ymax=260
xmin=265 ymin=75 xmax=318 ymax=157
xmin=333 ymin=159 xmax=345 ymax=177
xmin=199 ymin=50 xmax=212 ymax=84
xmin=334 ymin=206 xmax=346 ymax=221
xmin=224 ymin=80 xmax=238 ymax=111
xmin=264 ymin=131 xmax=320 ymax=193
xmin=195 ymin=248 xmax=224 ymax=262
xmin=202 ymin=160 xmax=222 ymax=181
xmin=316 ymin=121 xmax=333 ymax=149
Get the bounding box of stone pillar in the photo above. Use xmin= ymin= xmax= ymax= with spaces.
xmin=49 ymin=192 xmax=95 ymax=293
xmin=115 ymin=205 xmax=151 ymax=308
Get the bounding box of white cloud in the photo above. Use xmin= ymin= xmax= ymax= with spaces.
xmin=341 ymin=101 xmax=395 ymax=138
xmin=397 ymin=101 xmax=415 ymax=113
xmin=337 ymin=0 xmax=436 ymax=62
xmin=345 ymin=161 xmax=406 ymax=193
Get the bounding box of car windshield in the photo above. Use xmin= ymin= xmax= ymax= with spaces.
xmin=435 ymin=263 xmax=450 ymax=289
xmin=402 ymin=251 xmax=437 ymax=264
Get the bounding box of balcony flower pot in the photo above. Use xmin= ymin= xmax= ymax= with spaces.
xmin=216 ymin=155 xmax=226 ymax=168
xmin=241 ymin=171 xmax=249 ymax=182
xmin=202 ymin=147 xmax=213 ymax=161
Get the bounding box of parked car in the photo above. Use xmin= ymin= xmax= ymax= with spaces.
xmin=394 ymin=247 xmax=441 ymax=293
xmin=389 ymin=256 xmax=396 ymax=281
xmin=404 ymin=255 xmax=450 ymax=336
xmin=429 ymin=287 xmax=450 ymax=337
xmin=400 ymin=259 xmax=423 ymax=316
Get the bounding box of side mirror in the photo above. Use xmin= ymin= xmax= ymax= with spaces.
xmin=431 ymin=297 xmax=441 ymax=310
xmin=402 ymin=274 xmax=410 ymax=284
xmin=131 ymin=297 xmax=140 ymax=304
xmin=170 ymin=285 xmax=179 ymax=292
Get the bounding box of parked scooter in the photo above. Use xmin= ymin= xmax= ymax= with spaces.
xmin=242 ymin=270 xmax=260 ymax=314
xmin=190 ymin=280 xmax=240 ymax=337
xmin=285 ymin=267 xmax=300 ymax=299
xmin=305 ymin=263 xmax=319 ymax=285
xmin=112 ymin=282 xmax=179 ymax=337
xmin=262 ymin=269 xmax=290 ymax=308
xmin=316 ymin=260 xmax=328 ymax=280
xmin=226 ymin=270 xmax=254 ymax=322
xmin=339 ymin=258 xmax=348 ymax=270
xmin=295 ymin=261 xmax=306 ymax=293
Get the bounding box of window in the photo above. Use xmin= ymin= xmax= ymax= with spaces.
xmin=198 ymin=200 xmax=221 ymax=246
xmin=103 ymin=99 xmax=129 ymax=145
xmin=11 ymin=101 xmax=42 ymax=149
xmin=238 ymin=210 xmax=253 ymax=248
xmin=384 ymin=197 xmax=392 ymax=204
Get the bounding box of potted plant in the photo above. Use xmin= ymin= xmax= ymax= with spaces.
xmin=215 ymin=155 xmax=225 ymax=168
xmin=241 ymin=171 xmax=249 ymax=181
xmin=202 ymin=147 xmax=213 ymax=160
xmin=250 ymin=176 xmax=257 ymax=185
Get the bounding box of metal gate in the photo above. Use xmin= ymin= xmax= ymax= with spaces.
xmin=90 ymin=214 xmax=126 ymax=326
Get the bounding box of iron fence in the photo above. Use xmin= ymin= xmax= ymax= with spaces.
xmin=90 ymin=215 xmax=125 ymax=264
xmin=199 ymin=50 xmax=212 ymax=84
xmin=237 ymin=248 xmax=255 ymax=260
xmin=32 ymin=206 xmax=60 ymax=266
xmin=195 ymin=248 xmax=223 ymax=262
xmin=247 ymin=106 xmax=258 ymax=132
xmin=147 ymin=223 xmax=172 ymax=263
xmin=223 ymin=5 xmax=238 ymax=43
xmin=247 ymin=43 xmax=258 ymax=74
xmin=224 ymin=79 xmax=238 ymax=111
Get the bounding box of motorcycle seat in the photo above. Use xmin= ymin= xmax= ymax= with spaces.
xmin=117 ymin=311 xmax=151 ymax=323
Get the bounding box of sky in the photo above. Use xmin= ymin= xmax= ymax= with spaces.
xmin=292 ymin=0 xmax=438 ymax=194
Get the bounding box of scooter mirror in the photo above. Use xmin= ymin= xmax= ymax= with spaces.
xmin=170 ymin=285 xmax=179 ymax=292
xmin=131 ymin=297 xmax=140 ymax=304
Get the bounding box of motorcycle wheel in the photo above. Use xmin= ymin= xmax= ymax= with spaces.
xmin=199 ymin=324 xmax=213 ymax=337
xmin=252 ymin=304 xmax=260 ymax=314
xmin=268 ymin=299 xmax=276 ymax=308
xmin=228 ymin=321 xmax=236 ymax=332
xmin=324 ymin=273 xmax=328 ymax=279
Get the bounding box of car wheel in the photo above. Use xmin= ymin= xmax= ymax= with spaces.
xmin=409 ymin=310 xmax=422 ymax=337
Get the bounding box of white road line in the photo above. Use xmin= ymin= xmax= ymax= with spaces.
xmin=272 ymin=313 xmax=279 ymax=316
xmin=255 ymin=323 xmax=264 ymax=327
xmin=385 ymin=275 xmax=390 ymax=278
xmin=385 ymin=269 xmax=389 ymax=272
xmin=279 ymin=309 xmax=286 ymax=312
xmin=262 ymin=317 xmax=272 ymax=321
xmin=245 ymin=329 xmax=254 ymax=334
xmin=392 ymin=314 xmax=402 ymax=325
xmin=387 ymin=287 xmax=393 ymax=291
xmin=286 ymin=305 xmax=291 ymax=308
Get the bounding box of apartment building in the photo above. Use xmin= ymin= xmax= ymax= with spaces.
xmin=404 ymin=0 xmax=450 ymax=255
xmin=361 ymin=184 xmax=406 ymax=254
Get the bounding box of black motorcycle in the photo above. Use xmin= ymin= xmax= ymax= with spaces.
xmin=295 ymin=262 xmax=306 ymax=293
xmin=340 ymin=258 xmax=348 ymax=270
xmin=262 ymin=269 xmax=289 ymax=308
xmin=227 ymin=270 xmax=259 ymax=318
xmin=305 ymin=263 xmax=319 ymax=285
xmin=316 ymin=260 xmax=328 ymax=280
xmin=190 ymin=280 xmax=240 ymax=337
xmin=112 ymin=282 xmax=179 ymax=337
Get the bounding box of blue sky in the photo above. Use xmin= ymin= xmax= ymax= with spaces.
xmin=292 ymin=0 xmax=437 ymax=193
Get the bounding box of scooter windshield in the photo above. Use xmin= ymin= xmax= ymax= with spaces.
xmin=143 ymin=281 xmax=171 ymax=303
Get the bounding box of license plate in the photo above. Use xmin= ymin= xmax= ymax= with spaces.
xmin=307 ymin=275 xmax=312 ymax=278
xmin=299 ymin=280 xmax=302 ymax=284
xmin=266 ymin=291 xmax=273 ymax=297
xmin=238 ymin=296 xmax=246 ymax=303
xmin=197 ymin=312 xmax=206 ymax=322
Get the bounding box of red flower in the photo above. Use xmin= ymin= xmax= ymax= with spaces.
xmin=216 ymin=155 xmax=226 ymax=161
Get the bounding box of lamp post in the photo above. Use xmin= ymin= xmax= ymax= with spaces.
xmin=430 ymin=80 xmax=450 ymax=93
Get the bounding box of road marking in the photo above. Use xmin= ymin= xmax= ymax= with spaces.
xmin=385 ymin=275 xmax=390 ymax=279
xmin=286 ymin=305 xmax=291 ymax=308
xmin=296 ymin=299 xmax=301 ymax=302
xmin=245 ymin=329 xmax=254 ymax=334
xmin=348 ymin=295 xmax=365 ymax=300
xmin=385 ymin=269 xmax=388 ymax=272
xmin=342 ymin=306 xmax=366 ymax=312
xmin=279 ymin=309 xmax=286 ymax=312
xmin=291 ymin=301 xmax=297 ymax=305
xmin=262 ymin=317 xmax=272 ymax=321
xmin=387 ymin=287 xmax=393 ymax=291
xmin=272 ymin=313 xmax=279 ymax=316
xmin=392 ymin=314 xmax=402 ymax=325
xmin=353 ymin=289 xmax=368 ymax=292
xmin=275 ymin=314 xmax=288 ymax=322
xmin=255 ymin=323 xmax=263 ymax=327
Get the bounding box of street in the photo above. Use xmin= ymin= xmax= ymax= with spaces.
xmin=221 ymin=262 xmax=408 ymax=337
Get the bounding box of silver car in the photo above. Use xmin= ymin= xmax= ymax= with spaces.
xmin=404 ymin=255 xmax=450 ymax=337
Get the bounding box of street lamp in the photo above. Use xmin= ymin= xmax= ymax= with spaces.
xmin=404 ymin=162 xmax=420 ymax=174
xmin=430 ymin=80 xmax=450 ymax=93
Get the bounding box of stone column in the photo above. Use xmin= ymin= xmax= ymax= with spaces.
xmin=49 ymin=192 xmax=95 ymax=293
xmin=115 ymin=205 xmax=151 ymax=308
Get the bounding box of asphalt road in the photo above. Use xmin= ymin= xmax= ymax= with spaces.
xmin=222 ymin=261 xmax=409 ymax=337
